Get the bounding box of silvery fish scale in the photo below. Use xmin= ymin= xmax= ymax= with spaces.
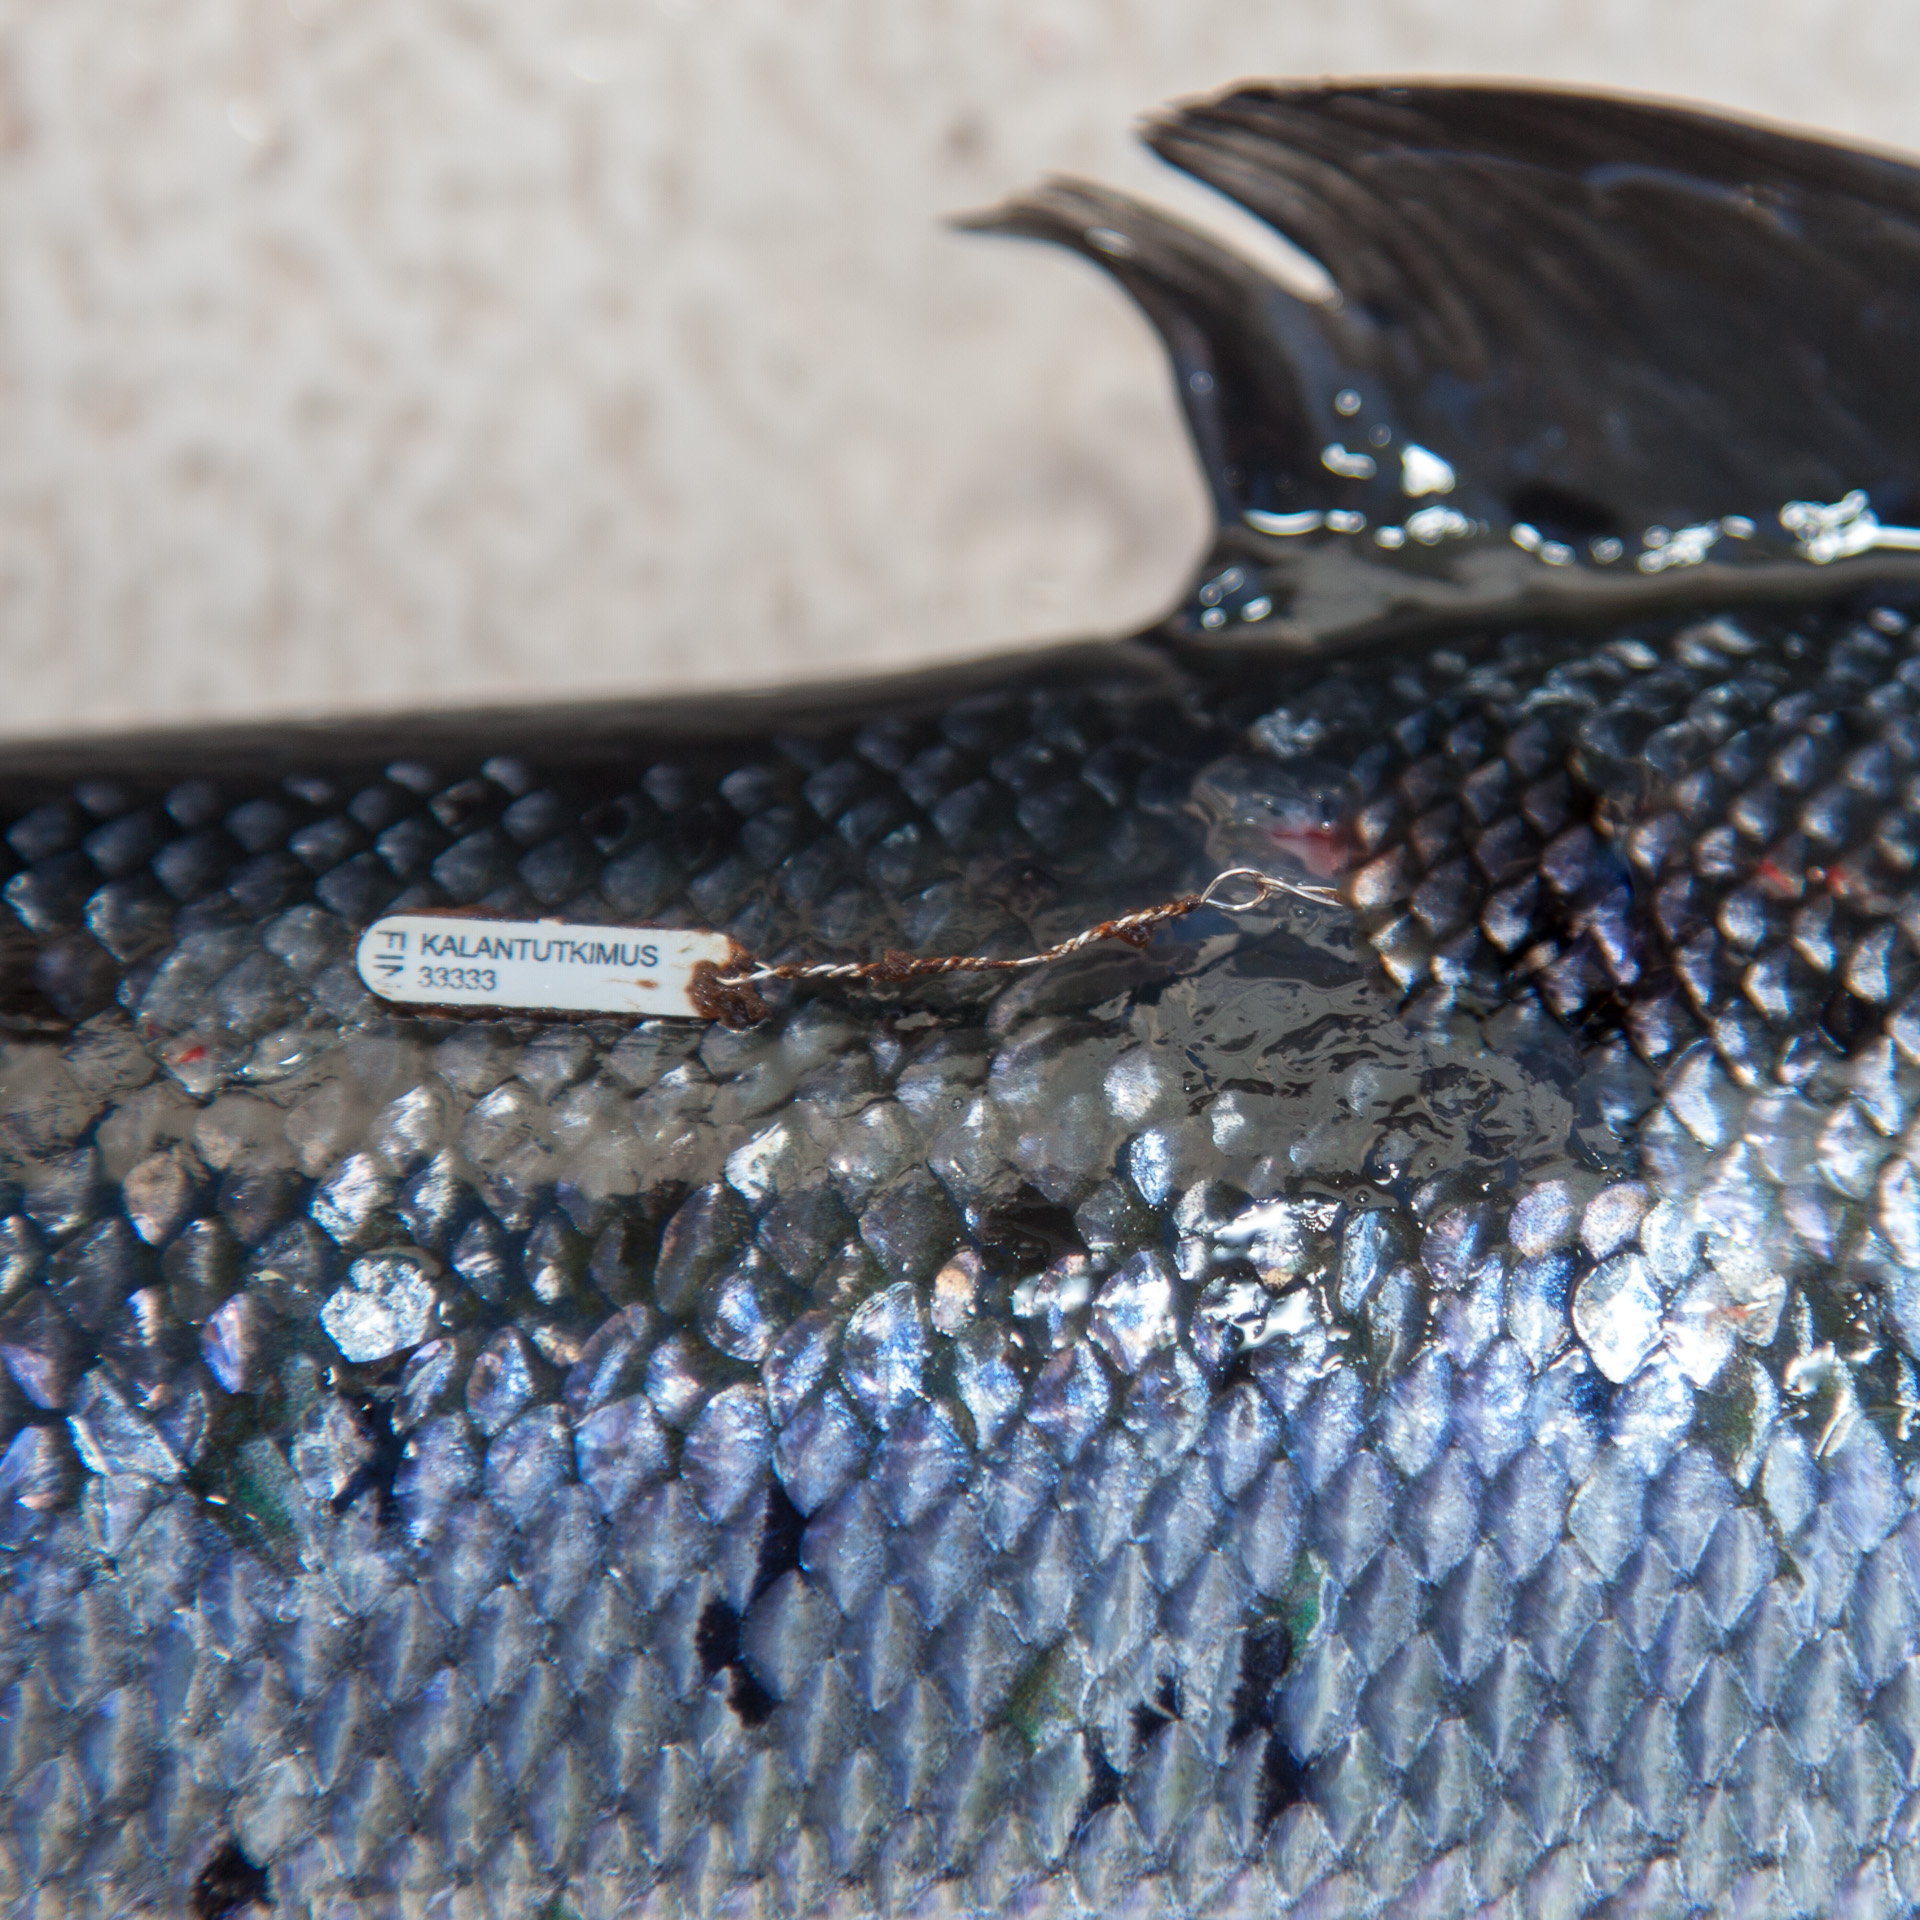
xmin=5 ymin=81 xmax=1920 ymax=1920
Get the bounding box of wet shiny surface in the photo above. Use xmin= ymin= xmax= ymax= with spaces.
xmin=1 ymin=594 xmax=1920 ymax=1915
xmin=12 ymin=72 xmax=1920 ymax=1920
xmin=978 ymin=85 xmax=1920 ymax=647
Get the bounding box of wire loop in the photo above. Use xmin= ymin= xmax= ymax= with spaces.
xmin=1198 ymin=867 xmax=1343 ymax=914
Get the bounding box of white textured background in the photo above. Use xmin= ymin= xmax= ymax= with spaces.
xmin=0 ymin=2 xmax=1915 ymax=740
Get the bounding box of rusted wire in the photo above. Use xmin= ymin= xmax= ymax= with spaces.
xmin=689 ymin=869 xmax=1343 ymax=1024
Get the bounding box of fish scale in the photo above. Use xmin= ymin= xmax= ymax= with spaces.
xmin=9 ymin=77 xmax=1920 ymax=1920
xmin=0 ymin=601 xmax=1907 ymax=1917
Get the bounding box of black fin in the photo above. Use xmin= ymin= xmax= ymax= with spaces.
xmin=966 ymin=83 xmax=1920 ymax=645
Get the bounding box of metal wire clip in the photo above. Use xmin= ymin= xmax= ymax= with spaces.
xmin=689 ymin=868 xmax=1344 ymax=1024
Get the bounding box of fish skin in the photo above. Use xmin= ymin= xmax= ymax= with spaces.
xmin=3 ymin=86 xmax=1920 ymax=1920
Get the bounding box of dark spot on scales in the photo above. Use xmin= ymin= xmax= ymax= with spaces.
xmin=694 ymin=1601 xmax=778 ymax=1727
xmin=329 ymin=1391 xmax=405 ymax=1522
xmin=1227 ymin=1620 xmax=1309 ymax=1822
xmin=1821 ymin=985 xmax=1884 ymax=1052
xmin=694 ymin=1596 xmax=739 ymax=1679
xmin=1229 ymin=1621 xmax=1292 ymax=1745
xmin=727 ymin=1661 xmax=777 ymax=1726
xmin=1258 ymin=1736 xmax=1307 ymax=1824
xmin=692 ymin=1492 xmax=805 ymax=1729
xmin=751 ymin=1484 xmax=806 ymax=1600
xmin=1130 ymin=1671 xmax=1180 ymax=1747
xmin=191 ymin=1840 xmax=269 ymax=1919
xmin=972 ymin=1187 xmax=1083 ymax=1271
xmin=1077 ymin=1737 xmax=1124 ymax=1827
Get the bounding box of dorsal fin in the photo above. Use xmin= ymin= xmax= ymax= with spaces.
xmin=965 ymin=83 xmax=1920 ymax=645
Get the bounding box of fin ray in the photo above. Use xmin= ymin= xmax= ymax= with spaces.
xmin=974 ymin=82 xmax=1920 ymax=645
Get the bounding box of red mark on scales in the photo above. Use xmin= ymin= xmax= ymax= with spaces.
xmin=1260 ymin=823 xmax=1349 ymax=882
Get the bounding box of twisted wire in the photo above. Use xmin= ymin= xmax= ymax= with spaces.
xmin=713 ymin=868 xmax=1344 ymax=988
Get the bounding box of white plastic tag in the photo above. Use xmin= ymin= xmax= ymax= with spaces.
xmin=355 ymin=914 xmax=741 ymax=1019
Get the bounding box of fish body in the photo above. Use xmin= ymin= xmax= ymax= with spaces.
xmin=3 ymin=83 xmax=1920 ymax=1920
